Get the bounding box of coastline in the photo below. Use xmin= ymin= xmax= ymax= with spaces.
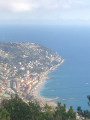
xmin=30 ymin=59 xmax=64 ymax=107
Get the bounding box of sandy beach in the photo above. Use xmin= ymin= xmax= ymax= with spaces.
xmin=30 ymin=59 xmax=64 ymax=107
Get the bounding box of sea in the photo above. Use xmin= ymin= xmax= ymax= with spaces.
xmin=0 ymin=25 xmax=90 ymax=111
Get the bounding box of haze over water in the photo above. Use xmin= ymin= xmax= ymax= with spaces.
xmin=0 ymin=25 xmax=90 ymax=111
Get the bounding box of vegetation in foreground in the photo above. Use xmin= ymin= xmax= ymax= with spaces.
xmin=77 ymin=95 xmax=90 ymax=120
xmin=0 ymin=95 xmax=76 ymax=120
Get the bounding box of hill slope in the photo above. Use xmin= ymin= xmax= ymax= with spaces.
xmin=0 ymin=42 xmax=63 ymax=101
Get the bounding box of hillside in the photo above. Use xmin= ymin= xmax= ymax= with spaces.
xmin=0 ymin=42 xmax=63 ymax=101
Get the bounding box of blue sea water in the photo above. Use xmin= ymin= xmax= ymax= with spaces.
xmin=0 ymin=25 xmax=90 ymax=111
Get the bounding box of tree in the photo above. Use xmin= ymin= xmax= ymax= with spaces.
xmin=77 ymin=106 xmax=82 ymax=116
xmin=43 ymin=104 xmax=54 ymax=120
xmin=87 ymin=95 xmax=90 ymax=106
xmin=1 ymin=95 xmax=42 ymax=120
xmin=77 ymin=95 xmax=90 ymax=119
xmin=28 ymin=102 xmax=41 ymax=120
xmin=0 ymin=95 xmax=77 ymax=120
xmin=67 ymin=106 xmax=76 ymax=120
xmin=55 ymin=102 xmax=67 ymax=120
xmin=1 ymin=95 xmax=30 ymax=120
xmin=0 ymin=108 xmax=10 ymax=120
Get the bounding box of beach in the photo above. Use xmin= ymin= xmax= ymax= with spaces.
xmin=30 ymin=59 xmax=64 ymax=107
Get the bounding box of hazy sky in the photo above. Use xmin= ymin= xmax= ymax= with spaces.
xmin=0 ymin=0 xmax=90 ymax=25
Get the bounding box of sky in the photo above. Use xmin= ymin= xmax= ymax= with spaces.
xmin=0 ymin=0 xmax=90 ymax=25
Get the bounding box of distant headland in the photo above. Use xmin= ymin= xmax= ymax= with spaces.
xmin=0 ymin=42 xmax=64 ymax=106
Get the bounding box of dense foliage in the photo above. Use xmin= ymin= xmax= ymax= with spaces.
xmin=0 ymin=95 xmax=76 ymax=120
xmin=77 ymin=95 xmax=90 ymax=119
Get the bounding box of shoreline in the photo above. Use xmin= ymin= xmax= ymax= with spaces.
xmin=30 ymin=59 xmax=64 ymax=107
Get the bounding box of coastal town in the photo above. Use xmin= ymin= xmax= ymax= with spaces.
xmin=0 ymin=42 xmax=64 ymax=105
